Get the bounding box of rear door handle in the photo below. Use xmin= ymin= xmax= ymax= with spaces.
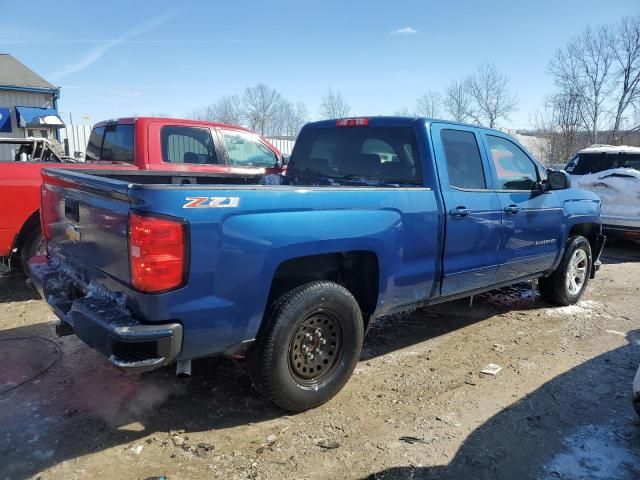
xmin=504 ymin=205 xmax=522 ymax=214
xmin=449 ymin=207 xmax=471 ymax=217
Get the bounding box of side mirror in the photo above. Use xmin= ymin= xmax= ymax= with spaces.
xmin=546 ymin=169 xmax=571 ymax=190
xmin=280 ymin=154 xmax=290 ymax=167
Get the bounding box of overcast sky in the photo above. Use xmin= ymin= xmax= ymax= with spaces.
xmin=1 ymin=0 xmax=638 ymax=128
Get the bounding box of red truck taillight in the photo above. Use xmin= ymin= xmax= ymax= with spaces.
xmin=129 ymin=212 xmax=188 ymax=293
xmin=41 ymin=184 xmax=59 ymax=241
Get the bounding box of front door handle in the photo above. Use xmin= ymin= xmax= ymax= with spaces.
xmin=504 ymin=205 xmax=522 ymax=214
xmin=449 ymin=207 xmax=471 ymax=217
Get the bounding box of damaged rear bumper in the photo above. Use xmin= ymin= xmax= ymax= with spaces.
xmin=28 ymin=255 xmax=182 ymax=373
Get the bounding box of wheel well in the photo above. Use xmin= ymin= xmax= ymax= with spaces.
xmin=569 ymin=223 xmax=599 ymax=255
xmin=268 ymin=251 xmax=379 ymax=326
xmin=14 ymin=210 xmax=40 ymax=255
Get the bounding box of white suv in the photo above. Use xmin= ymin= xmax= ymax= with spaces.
xmin=566 ymin=145 xmax=640 ymax=241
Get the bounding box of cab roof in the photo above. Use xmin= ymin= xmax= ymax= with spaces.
xmin=93 ymin=116 xmax=257 ymax=133
xmin=303 ymin=116 xmax=507 ymax=135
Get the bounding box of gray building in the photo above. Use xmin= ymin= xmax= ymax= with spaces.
xmin=0 ymin=54 xmax=64 ymax=158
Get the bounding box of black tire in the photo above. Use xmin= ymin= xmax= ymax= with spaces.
xmin=248 ymin=281 xmax=364 ymax=412
xmin=539 ymin=235 xmax=592 ymax=306
xmin=20 ymin=228 xmax=44 ymax=276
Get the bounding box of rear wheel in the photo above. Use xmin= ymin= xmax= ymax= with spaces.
xmin=248 ymin=281 xmax=363 ymax=412
xmin=539 ymin=235 xmax=592 ymax=306
xmin=20 ymin=228 xmax=44 ymax=276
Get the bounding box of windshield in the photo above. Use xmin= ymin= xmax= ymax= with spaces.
xmin=566 ymin=152 xmax=640 ymax=175
xmin=287 ymin=127 xmax=422 ymax=186
xmin=220 ymin=129 xmax=277 ymax=168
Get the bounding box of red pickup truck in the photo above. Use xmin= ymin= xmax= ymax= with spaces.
xmin=0 ymin=117 xmax=284 ymax=273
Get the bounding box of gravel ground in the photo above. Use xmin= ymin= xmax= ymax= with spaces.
xmin=1 ymin=242 xmax=639 ymax=480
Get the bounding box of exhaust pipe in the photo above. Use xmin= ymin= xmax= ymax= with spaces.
xmin=176 ymin=359 xmax=191 ymax=378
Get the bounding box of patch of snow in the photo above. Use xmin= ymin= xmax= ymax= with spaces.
xmin=605 ymin=329 xmax=626 ymax=337
xmin=545 ymin=300 xmax=601 ymax=318
xmin=540 ymin=424 xmax=640 ymax=480
xmin=572 ymin=168 xmax=640 ymax=219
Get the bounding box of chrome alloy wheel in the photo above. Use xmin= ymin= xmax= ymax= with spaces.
xmin=566 ymin=249 xmax=588 ymax=295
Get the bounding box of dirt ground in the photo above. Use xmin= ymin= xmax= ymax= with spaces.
xmin=1 ymin=242 xmax=639 ymax=480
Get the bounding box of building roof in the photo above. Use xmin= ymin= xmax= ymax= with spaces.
xmin=0 ymin=54 xmax=57 ymax=91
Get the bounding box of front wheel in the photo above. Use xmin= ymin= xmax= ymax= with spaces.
xmin=539 ymin=235 xmax=592 ymax=306
xmin=248 ymin=281 xmax=364 ymax=412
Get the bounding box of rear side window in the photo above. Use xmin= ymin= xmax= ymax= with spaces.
xmin=161 ymin=126 xmax=218 ymax=164
xmin=219 ymin=129 xmax=277 ymax=167
xmin=85 ymin=127 xmax=105 ymax=161
xmin=440 ymin=129 xmax=486 ymax=189
xmin=288 ymin=127 xmax=421 ymax=186
xmin=86 ymin=124 xmax=134 ymax=162
xmin=487 ymin=135 xmax=539 ymax=190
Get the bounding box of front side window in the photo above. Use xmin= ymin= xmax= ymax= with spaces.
xmin=220 ymin=129 xmax=277 ymax=167
xmin=620 ymin=154 xmax=640 ymax=171
xmin=487 ymin=135 xmax=539 ymax=190
xmin=440 ymin=129 xmax=486 ymax=190
xmin=288 ymin=127 xmax=421 ymax=186
xmin=161 ymin=126 xmax=217 ymax=164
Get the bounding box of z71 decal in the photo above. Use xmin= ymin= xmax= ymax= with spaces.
xmin=183 ymin=196 xmax=240 ymax=209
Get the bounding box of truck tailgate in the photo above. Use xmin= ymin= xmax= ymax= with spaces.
xmin=42 ymin=168 xmax=132 ymax=285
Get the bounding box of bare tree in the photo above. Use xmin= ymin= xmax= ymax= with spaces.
xmin=416 ymin=91 xmax=442 ymax=118
xmin=465 ymin=63 xmax=518 ymax=127
xmin=611 ymin=15 xmax=640 ymax=143
xmin=273 ymin=101 xmax=309 ymax=136
xmin=318 ymin=88 xmax=351 ymax=119
xmin=243 ymin=83 xmax=284 ymax=136
xmin=190 ymin=94 xmax=244 ymax=125
xmin=287 ymin=102 xmax=309 ymax=135
xmin=549 ymin=26 xmax=614 ymax=144
xmin=533 ymin=89 xmax=584 ymax=164
xmin=444 ymin=80 xmax=472 ymax=122
xmin=393 ymin=106 xmax=414 ymax=116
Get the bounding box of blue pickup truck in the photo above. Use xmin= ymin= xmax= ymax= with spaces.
xmin=31 ymin=117 xmax=605 ymax=411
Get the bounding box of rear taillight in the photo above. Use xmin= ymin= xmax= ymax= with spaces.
xmin=336 ymin=117 xmax=370 ymax=127
xmin=40 ymin=184 xmax=59 ymax=241
xmin=129 ymin=212 xmax=187 ymax=293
